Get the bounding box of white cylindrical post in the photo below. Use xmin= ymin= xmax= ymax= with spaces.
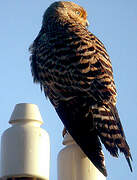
xmin=0 ymin=103 xmax=50 ymax=180
xmin=57 ymin=133 xmax=106 ymax=180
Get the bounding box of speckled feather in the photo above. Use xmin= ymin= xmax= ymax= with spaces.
xmin=30 ymin=1 xmax=132 ymax=176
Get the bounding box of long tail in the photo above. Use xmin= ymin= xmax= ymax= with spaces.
xmin=56 ymin=99 xmax=108 ymax=177
xmin=93 ymin=103 xmax=133 ymax=172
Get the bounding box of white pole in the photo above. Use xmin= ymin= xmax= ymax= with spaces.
xmin=57 ymin=133 xmax=106 ymax=180
xmin=0 ymin=103 xmax=50 ymax=180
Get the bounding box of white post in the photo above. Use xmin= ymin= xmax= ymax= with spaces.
xmin=57 ymin=133 xmax=106 ymax=180
xmin=0 ymin=103 xmax=50 ymax=180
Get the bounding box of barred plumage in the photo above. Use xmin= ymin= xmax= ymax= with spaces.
xmin=29 ymin=1 xmax=132 ymax=176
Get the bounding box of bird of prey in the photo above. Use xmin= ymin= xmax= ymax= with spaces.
xmin=29 ymin=1 xmax=132 ymax=176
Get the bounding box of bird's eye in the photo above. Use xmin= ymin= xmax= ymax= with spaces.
xmin=75 ymin=10 xmax=81 ymax=16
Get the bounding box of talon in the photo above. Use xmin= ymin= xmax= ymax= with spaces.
xmin=62 ymin=127 xmax=67 ymax=137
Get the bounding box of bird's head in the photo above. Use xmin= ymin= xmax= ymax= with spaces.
xmin=42 ymin=1 xmax=89 ymax=30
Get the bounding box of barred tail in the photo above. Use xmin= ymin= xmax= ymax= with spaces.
xmin=93 ymin=104 xmax=132 ymax=172
xmin=56 ymin=99 xmax=108 ymax=176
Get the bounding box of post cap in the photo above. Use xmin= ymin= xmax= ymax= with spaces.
xmin=9 ymin=103 xmax=43 ymax=124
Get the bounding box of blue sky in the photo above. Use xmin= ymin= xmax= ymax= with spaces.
xmin=0 ymin=0 xmax=137 ymax=179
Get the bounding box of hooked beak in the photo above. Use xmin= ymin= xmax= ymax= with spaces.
xmin=86 ymin=20 xmax=89 ymax=28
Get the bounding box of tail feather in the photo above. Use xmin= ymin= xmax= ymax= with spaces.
xmin=126 ymin=157 xmax=133 ymax=172
xmin=93 ymin=104 xmax=132 ymax=172
xmin=56 ymin=99 xmax=108 ymax=177
xmin=74 ymin=130 xmax=107 ymax=177
xmin=72 ymin=129 xmax=107 ymax=177
xmin=55 ymin=97 xmax=132 ymax=176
